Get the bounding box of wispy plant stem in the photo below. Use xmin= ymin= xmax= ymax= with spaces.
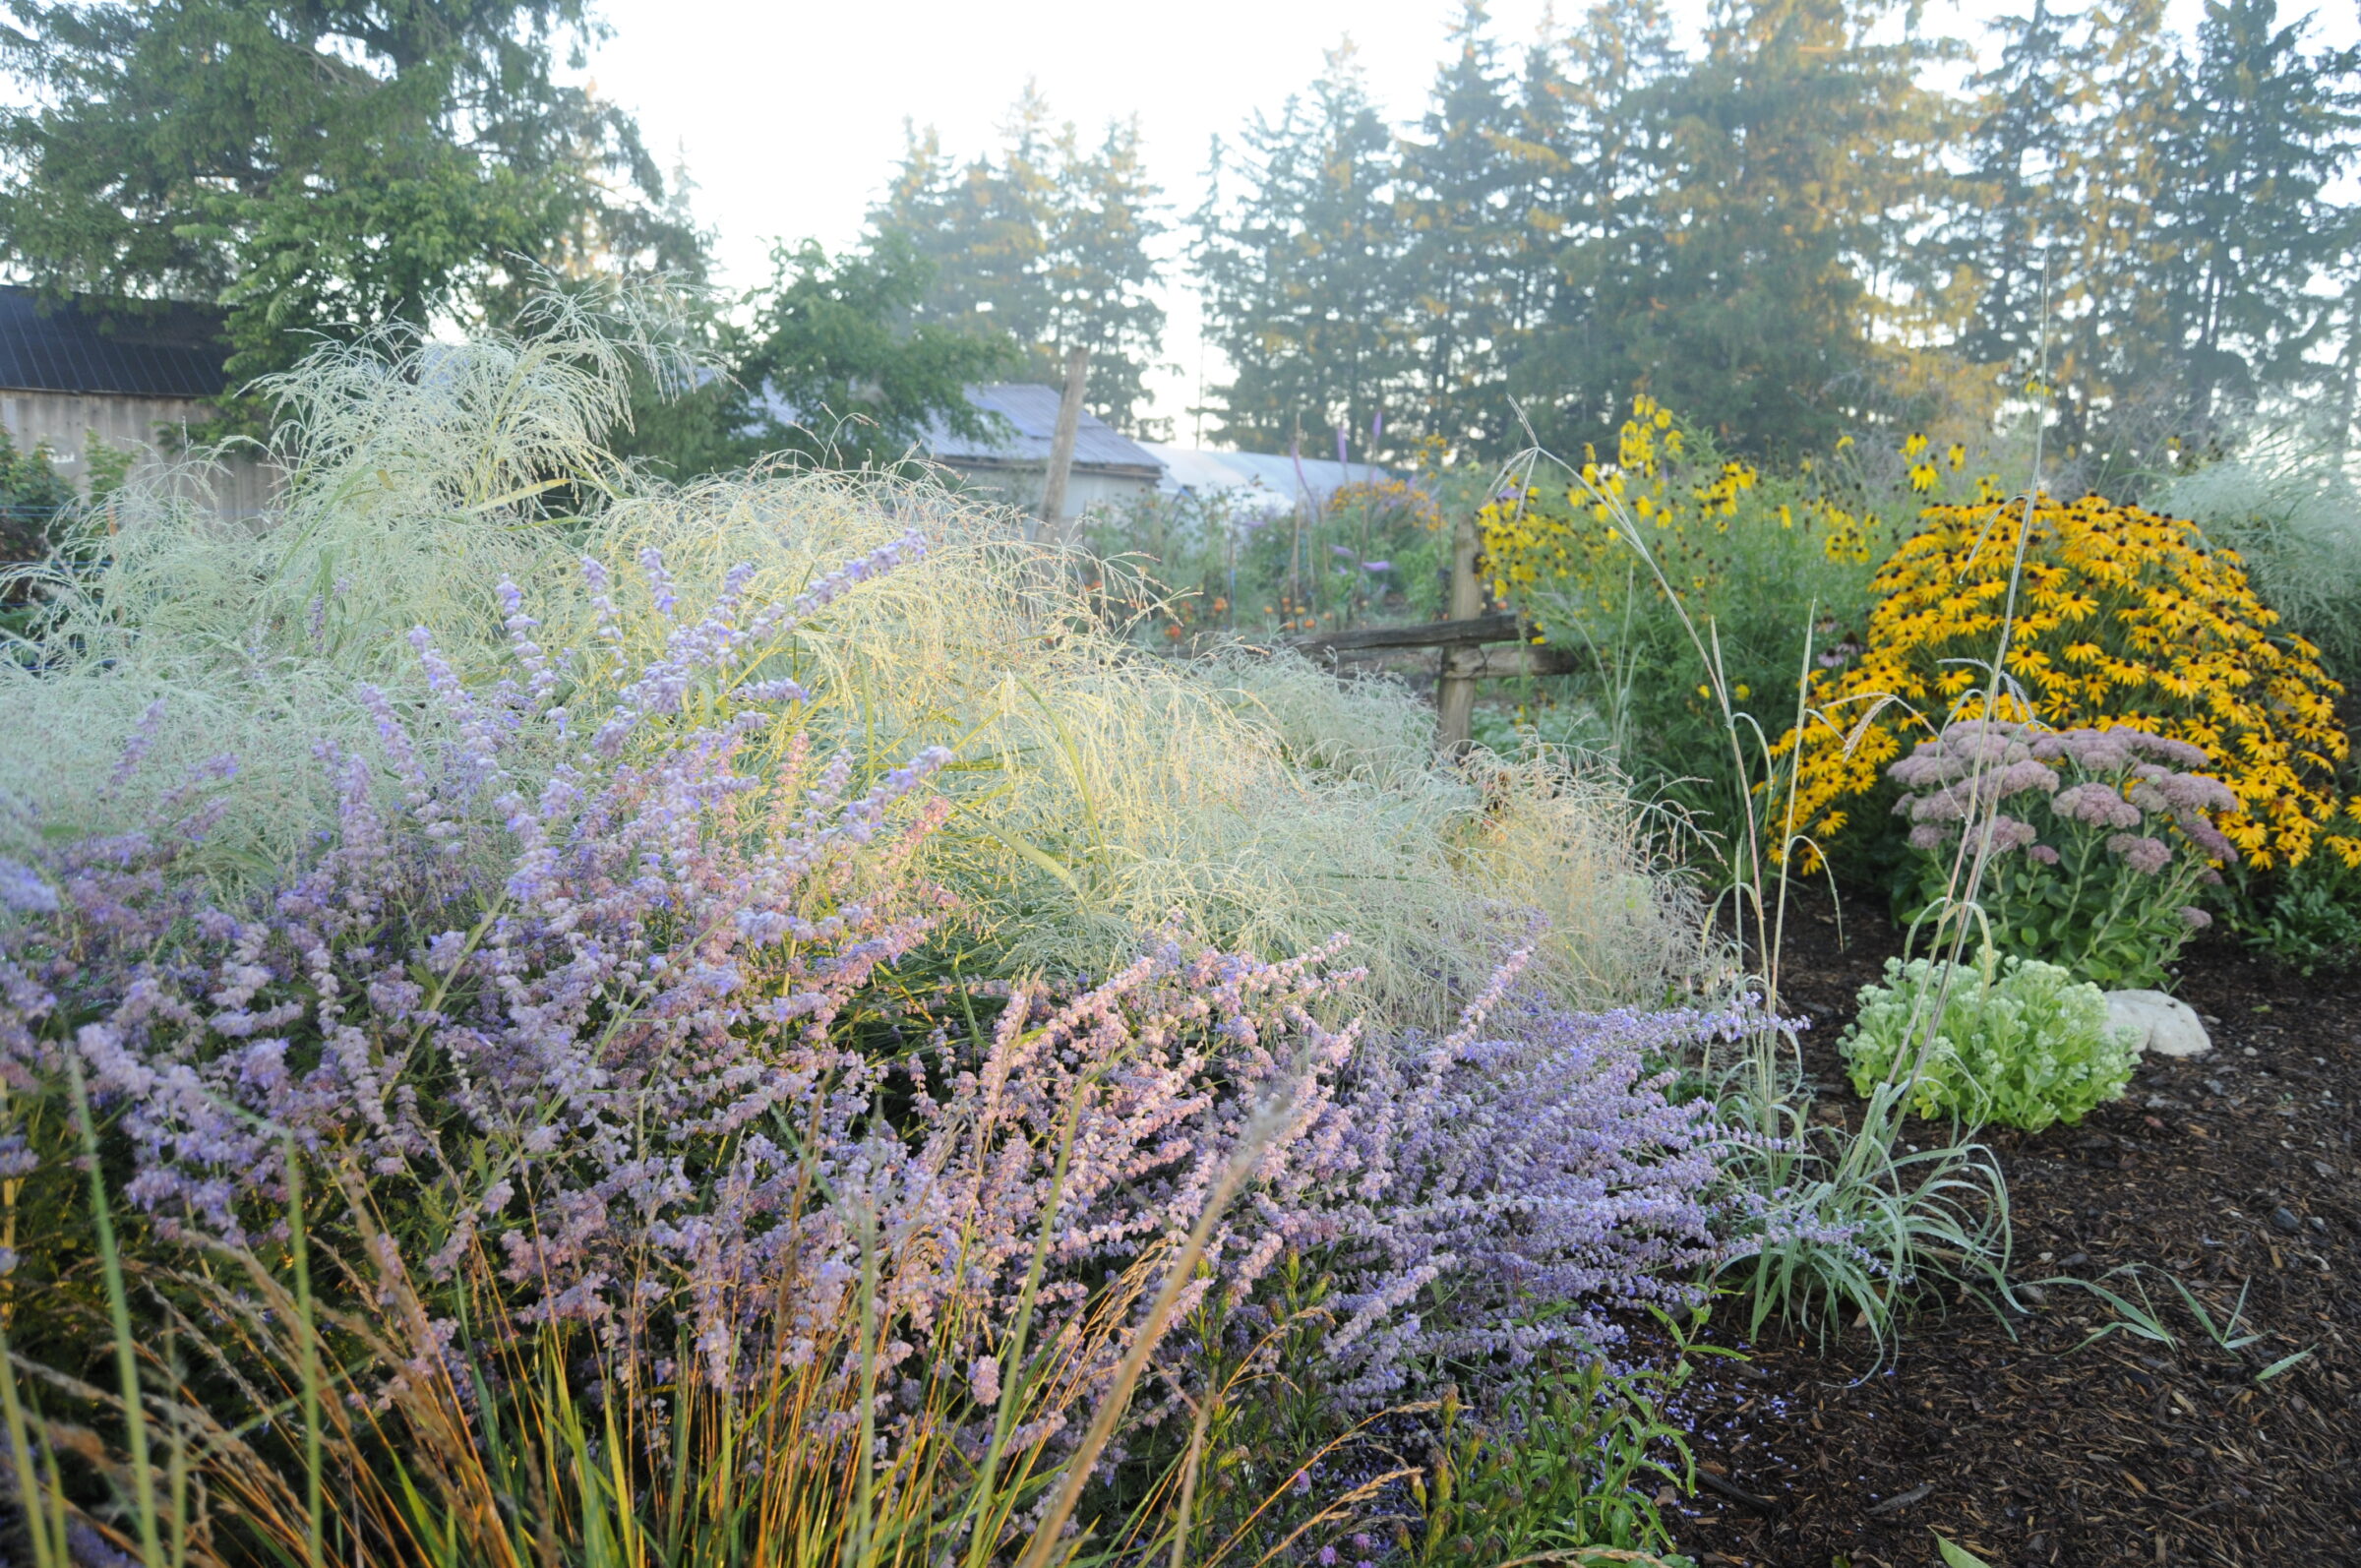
xmin=66 ymin=1052 xmax=164 ymax=1568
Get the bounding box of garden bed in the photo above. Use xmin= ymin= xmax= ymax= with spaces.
xmin=1674 ymin=887 xmax=2361 ymax=1567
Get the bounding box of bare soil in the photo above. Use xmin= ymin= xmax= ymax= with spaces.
xmin=1671 ymin=890 xmax=2361 ymax=1567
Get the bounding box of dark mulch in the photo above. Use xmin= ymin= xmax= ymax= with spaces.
xmin=1670 ymin=891 xmax=2361 ymax=1568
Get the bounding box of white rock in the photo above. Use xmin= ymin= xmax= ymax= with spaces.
xmin=2105 ymin=989 xmax=2212 ymax=1059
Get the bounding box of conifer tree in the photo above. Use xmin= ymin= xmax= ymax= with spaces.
xmin=1631 ymin=0 xmax=1953 ymax=452
xmin=1951 ymin=0 xmax=2084 ymax=385
xmin=1511 ymin=0 xmax=1687 ymax=452
xmin=2050 ymin=0 xmax=2184 ymax=460
xmin=1191 ymin=43 xmax=1410 ymax=456
xmin=2157 ymin=0 xmax=2360 ymax=427
xmin=1396 ymin=3 xmax=1529 ymax=455
xmin=871 ymin=91 xmax=1167 ymax=433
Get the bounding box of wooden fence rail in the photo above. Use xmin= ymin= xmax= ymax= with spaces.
xmin=1285 ymin=610 xmax=1577 ymax=753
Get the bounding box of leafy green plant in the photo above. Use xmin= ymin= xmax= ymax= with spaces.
xmin=2223 ymin=853 xmax=2361 ymax=975
xmin=1843 ymin=950 xmax=2138 ymax=1131
xmin=1400 ymin=1308 xmax=1718 ymax=1568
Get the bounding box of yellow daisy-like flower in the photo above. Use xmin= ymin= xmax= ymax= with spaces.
xmin=1774 ymin=493 xmax=2357 ymax=871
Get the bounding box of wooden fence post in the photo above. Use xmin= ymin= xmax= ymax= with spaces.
xmin=1435 ymin=509 xmax=1483 ymax=754
xmin=1038 ymin=345 xmax=1091 ymax=547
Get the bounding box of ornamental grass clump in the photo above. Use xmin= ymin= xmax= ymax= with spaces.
xmin=1842 ymin=950 xmax=2138 ymax=1132
xmin=0 ymin=295 xmax=1699 ymax=1029
xmin=1780 ymin=491 xmax=2360 ymax=872
xmin=1890 ymin=719 xmax=2238 ymax=987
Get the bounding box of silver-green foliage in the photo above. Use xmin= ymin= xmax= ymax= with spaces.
xmin=2162 ymin=439 xmax=2361 ymax=685
xmin=1842 ymin=952 xmax=2137 ymax=1131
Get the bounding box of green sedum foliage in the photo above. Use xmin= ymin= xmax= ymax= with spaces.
xmin=1842 ymin=951 xmax=2138 ymax=1132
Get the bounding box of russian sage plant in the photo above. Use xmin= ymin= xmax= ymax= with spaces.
xmin=1313 ymin=949 xmax=1747 ymax=1405
xmin=0 ymin=527 xmax=1745 ymax=1485
xmin=1892 ymin=720 xmax=2237 ymax=986
xmin=0 ymin=538 xmax=1387 ymax=1408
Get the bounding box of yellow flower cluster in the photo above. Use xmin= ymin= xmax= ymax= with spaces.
xmin=1479 ymin=395 xmax=1879 ymax=609
xmin=1777 ymin=493 xmax=2360 ymax=870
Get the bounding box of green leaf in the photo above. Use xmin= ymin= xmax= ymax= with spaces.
xmin=2257 ymin=1348 xmax=2315 ymax=1382
xmin=1935 ymin=1534 xmax=1998 ymax=1568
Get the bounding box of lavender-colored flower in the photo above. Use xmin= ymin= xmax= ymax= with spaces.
xmin=2106 ymin=833 xmax=2173 ymax=874
xmin=104 ymin=698 xmax=168 ymax=799
xmin=2179 ymin=906 xmax=2212 ymax=930
xmin=639 ymin=545 xmax=678 ymax=618
xmin=0 ymin=857 xmax=58 ymax=914
xmin=2051 ymin=782 xmax=2142 ymax=830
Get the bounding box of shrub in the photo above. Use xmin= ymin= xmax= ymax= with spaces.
xmin=2222 ymin=851 xmax=2361 ymax=976
xmin=1781 ymin=491 xmax=2361 ymax=873
xmin=1842 ymin=950 xmax=2138 ymax=1131
xmin=0 ymin=423 xmax=76 ymax=570
xmin=1889 ymin=719 xmax=2236 ymax=987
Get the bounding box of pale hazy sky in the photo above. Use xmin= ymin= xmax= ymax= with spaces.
xmin=580 ymin=0 xmax=2361 ymax=438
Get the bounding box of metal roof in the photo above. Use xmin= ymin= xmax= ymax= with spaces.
xmin=924 ymin=383 xmax=1164 ymax=475
xmin=0 ymin=286 xmax=230 ymax=399
xmin=1140 ymin=443 xmax=1394 ymax=518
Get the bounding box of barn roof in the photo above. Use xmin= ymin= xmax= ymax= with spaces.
xmin=924 ymin=383 xmax=1163 ymax=476
xmin=0 ymin=285 xmax=231 ymax=399
xmin=1141 ymin=443 xmax=1395 ymax=518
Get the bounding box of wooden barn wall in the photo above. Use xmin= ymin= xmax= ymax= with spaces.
xmin=0 ymin=389 xmax=278 ymax=517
